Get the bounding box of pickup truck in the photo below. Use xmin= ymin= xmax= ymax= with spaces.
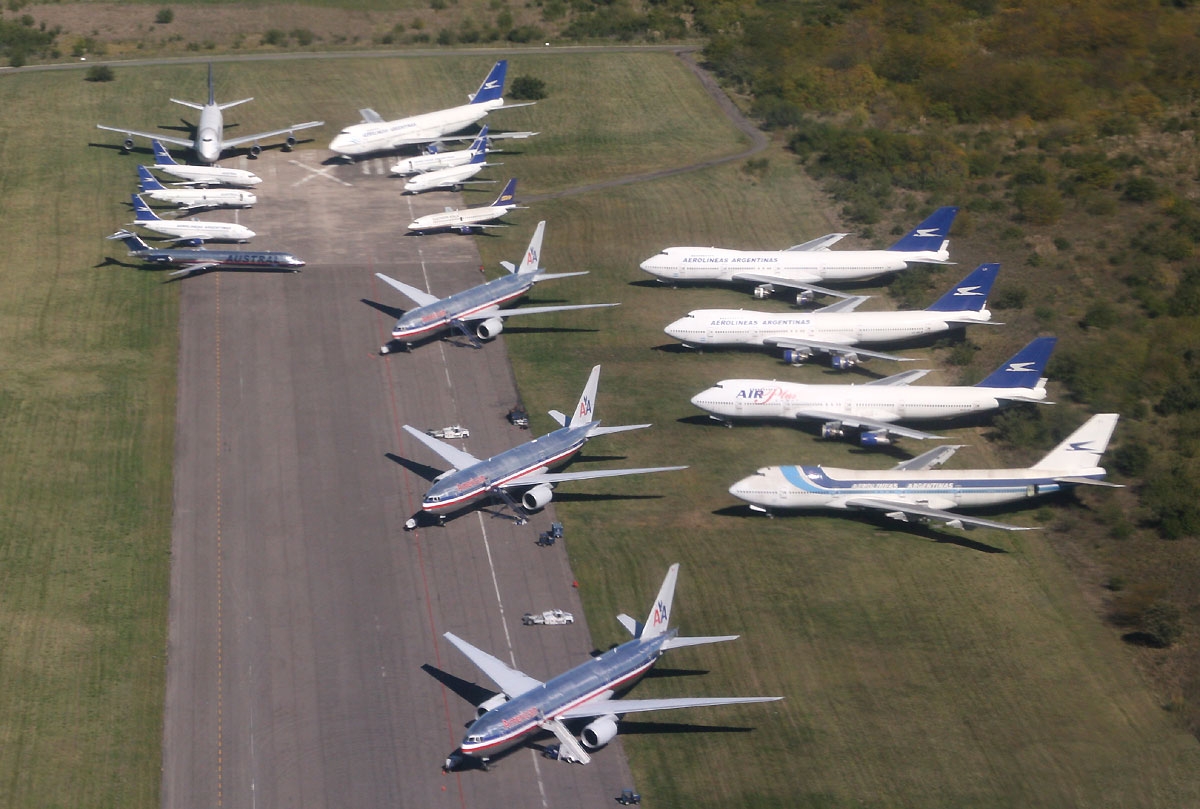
xmin=522 ymin=609 xmax=575 ymax=626
xmin=427 ymin=425 xmax=470 ymax=439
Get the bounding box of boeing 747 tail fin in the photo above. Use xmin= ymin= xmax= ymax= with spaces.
xmin=888 ymin=206 xmax=959 ymax=254
xmin=976 ymin=337 xmax=1057 ymax=390
xmin=469 ymin=60 xmax=508 ymax=105
xmin=1032 ymin=413 xmax=1120 ymax=473
xmin=925 ymin=263 xmax=999 ymax=313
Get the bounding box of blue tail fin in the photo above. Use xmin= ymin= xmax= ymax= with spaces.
xmin=469 ymin=60 xmax=507 ymax=105
xmin=152 ymin=139 xmax=178 ymax=166
xmin=137 ymin=164 xmax=167 ymax=191
xmin=889 ymin=206 xmax=959 ymax=252
xmin=976 ymin=337 xmax=1057 ymax=388
xmin=492 ymin=178 xmax=518 ymax=207
xmin=131 ymin=193 xmax=161 ymax=221
xmin=468 ymin=125 xmax=489 ymax=163
xmin=107 ymin=229 xmax=151 ymax=252
xmin=925 ymin=263 xmax=999 ymax=312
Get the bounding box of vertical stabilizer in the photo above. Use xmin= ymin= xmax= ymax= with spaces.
xmin=1032 ymin=414 xmax=1120 ymax=471
xmin=468 ymin=125 xmax=489 ymax=164
xmin=925 ymin=263 xmax=999 ymax=313
xmin=207 ymin=62 xmax=215 ymax=105
xmin=137 ymin=164 xmax=167 ymax=192
xmin=568 ymin=365 xmax=601 ymax=427
xmin=492 ymin=178 xmax=518 ymax=207
xmin=888 ymin=206 xmax=959 ymax=253
xmin=515 ymin=220 xmax=546 ymax=275
xmin=131 ymin=194 xmax=161 ymax=221
xmin=976 ymin=337 xmax=1057 ymax=389
xmin=469 ymin=60 xmax=508 ymax=105
xmin=641 ymin=564 xmax=680 ymax=640
xmin=152 ymin=139 xmax=179 ymax=166
xmin=107 ymin=229 xmax=151 ymax=252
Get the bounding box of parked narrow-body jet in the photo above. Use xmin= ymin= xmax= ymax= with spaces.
xmin=128 ymin=193 xmax=255 ymax=242
xmin=406 ymin=179 xmax=521 ymax=233
xmin=108 ymin=229 xmax=303 ymax=276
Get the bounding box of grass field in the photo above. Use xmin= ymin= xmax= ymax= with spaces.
xmin=1 ymin=51 xmax=1199 ymax=808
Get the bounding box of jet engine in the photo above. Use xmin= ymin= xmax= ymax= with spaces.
xmin=820 ymin=422 xmax=845 ymax=440
xmin=795 ymin=290 xmax=814 ymax=306
xmin=830 ymin=353 xmax=859 ymax=370
xmin=476 ymin=694 xmax=510 ymax=718
xmin=123 ymin=136 xmax=135 ymax=151
xmin=249 ymin=144 xmax=262 ymax=158
xmin=752 ymin=284 xmax=774 ymax=300
xmin=285 ymin=134 xmax=297 ymax=150
xmin=521 ymin=484 xmax=554 ymax=511
xmin=475 ymin=317 xmax=504 ymax=341
xmin=783 ymin=348 xmax=812 ymax=366
xmin=581 ymin=715 xmax=619 ymax=749
xmin=859 ymin=430 xmax=892 ymax=447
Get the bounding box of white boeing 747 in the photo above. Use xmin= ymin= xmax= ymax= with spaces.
xmin=691 ymin=337 xmax=1057 ymax=445
xmin=149 ymin=140 xmax=262 ymax=187
xmin=137 ymin=165 xmax=256 ymax=212
xmin=98 ymin=64 xmax=323 ymax=164
xmin=728 ymin=413 xmax=1120 ymax=531
xmin=407 ymin=178 xmax=521 ymax=233
xmin=329 ymin=60 xmax=536 ymax=158
xmin=128 ymin=193 xmax=254 ymax=242
xmin=663 ymin=262 xmax=1000 ymax=369
xmin=441 ymin=563 xmax=780 ymax=770
xmin=641 ymin=206 xmax=958 ymax=303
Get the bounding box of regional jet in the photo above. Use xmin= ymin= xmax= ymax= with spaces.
xmin=108 ymin=229 xmax=304 ymax=277
xmin=329 ymin=59 xmax=537 ymax=158
xmin=375 ymin=220 xmax=616 ymax=353
xmin=728 ymin=413 xmax=1120 ymax=531
xmin=391 ymin=137 xmax=495 ymax=176
xmin=400 ymin=364 xmax=686 ymax=523
xmin=148 ymin=139 xmax=262 ymax=187
xmin=640 ymin=206 xmax=958 ymax=303
xmin=690 ymin=337 xmax=1057 ymax=445
xmin=407 ymin=178 xmax=521 ymax=233
xmin=442 ymin=562 xmax=781 ymax=770
xmin=128 ymin=194 xmax=255 ymax=243
xmin=137 ymin=165 xmax=256 ymax=212
xmin=402 ymin=127 xmax=492 ymax=193
xmin=663 ymin=262 xmax=1000 ymax=369
xmin=97 ymin=63 xmax=323 ymax=164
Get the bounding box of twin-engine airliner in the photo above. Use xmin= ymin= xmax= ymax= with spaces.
xmin=406 ymin=178 xmax=521 ymax=233
xmin=149 ymin=140 xmax=262 ymax=187
xmin=136 ymin=165 xmax=256 ymax=212
xmin=442 ymin=563 xmax=781 ymax=770
xmin=128 ymin=194 xmax=255 ymax=242
xmin=108 ymin=229 xmax=304 ymax=277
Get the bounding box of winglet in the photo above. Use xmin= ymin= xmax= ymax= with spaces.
xmin=469 ymin=59 xmax=508 ymax=105
xmin=925 ymin=263 xmax=999 ymax=313
xmin=641 ymin=563 xmax=679 ymax=640
xmin=569 ymin=365 xmax=601 ymax=428
xmin=515 ymin=220 xmax=546 ymax=275
xmin=888 ymin=206 xmax=958 ymax=254
xmin=976 ymin=337 xmax=1057 ymax=389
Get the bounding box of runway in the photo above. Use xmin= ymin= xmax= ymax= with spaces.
xmin=163 ymin=151 xmax=636 ymax=808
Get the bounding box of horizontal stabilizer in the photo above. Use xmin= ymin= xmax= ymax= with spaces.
xmin=1055 ymin=475 xmax=1124 ymax=488
xmin=586 ymin=423 xmax=652 ymax=436
xmin=217 ymin=97 xmax=254 ymax=111
xmin=548 ymin=409 xmax=568 ymax=427
xmin=616 ymin=613 xmax=643 ymax=637
xmin=661 ymin=634 xmax=740 ymax=650
xmin=169 ymin=97 xmax=205 ymax=110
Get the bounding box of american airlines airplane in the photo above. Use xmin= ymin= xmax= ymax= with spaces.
xmin=107 ymin=230 xmax=304 ymax=277
xmin=149 ymin=140 xmax=262 ymax=187
xmin=136 ymin=165 xmax=256 ymax=212
xmin=402 ymin=127 xmax=491 ymax=193
xmin=128 ymin=194 xmax=255 ymax=242
xmin=97 ymin=64 xmax=323 ymax=164
xmin=400 ymin=364 xmax=686 ymax=524
xmin=406 ymin=178 xmax=521 ymax=233
xmin=663 ymin=262 xmax=1000 ymax=369
xmin=640 ymin=206 xmax=958 ymax=303
xmin=441 ymin=563 xmax=781 ymax=770
xmin=728 ymin=413 xmax=1121 ymax=531
xmin=329 ymin=59 xmax=536 ymax=158
xmin=375 ymin=221 xmax=617 ymax=353
xmin=690 ymin=337 xmax=1057 ymax=445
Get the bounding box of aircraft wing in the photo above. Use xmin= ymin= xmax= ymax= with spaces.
xmin=730 ymin=272 xmax=853 ymax=299
xmin=358 ymin=108 xmax=385 ymax=123
xmin=792 ymin=409 xmax=943 ymax=440
xmin=763 ymin=336 xmax=914 ymax=363
xmin=169 ymin=261 xmax=220 ymax=277
xmin=97 ymin=124 xmax=193 ymax=149
xmin=402 ymin=425 xmax=482 ymax=471
xmin=224 ymin=121 xmax=324 ymax=149
xmin=813 ymin=296 xmax=871 ymax=313
xmin=865 ymin=369 xmax=932 ymax=386
xmin=374 ymin=272 xmax=441 ymax=307
xmin=893 ymin=444 xmax=962 ymax=471
xmin=443 ymin=632 xmax=544 ymax=698
xmin=784 ymin=233 xmax=850 ymax=251
xmin=559 ymin=695 xmax=781 ymax=720
xmin=458 ymin=303 xmax=619 ymax=321
xmin=502 ymin=466 xmax=687 ymax=488
xmin=842 ymin=497 xmax=1036 ymax=532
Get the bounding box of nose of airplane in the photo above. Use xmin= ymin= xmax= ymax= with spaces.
xmin=690 ymin=388 xmax=715 ymax=409
xmin=727 ymin=476 xmax=754 ymax=502
xmin=639 ymin=256 xmax=665 ymax=277
xmin=664 ymin=318 xmax=689 ymax=340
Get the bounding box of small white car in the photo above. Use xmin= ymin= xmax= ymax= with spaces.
xmin=522 ymin=609 xmax=575 ymax=626
xmin=427 ymin=425 xmax=470 ymax=439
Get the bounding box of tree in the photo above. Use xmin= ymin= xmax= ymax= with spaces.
xmin=155 ymin=8 xmax=174 ymax=24
xmin=85 ymin=64 xmax=114 ymax=82
xmin=509 ymin=75 xmax=547 ymax=101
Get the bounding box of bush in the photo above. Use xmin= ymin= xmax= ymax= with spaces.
xmin=155 ymin=8 xmax=173 ymax=24
xmin=1142 ymin=602 xmax=1183 ymax=647
xmin=509 ymin=75 xmax=546 ymax=100
xmin=291 ymin=28 xmax=315 ymax=46
xmin=262 ymin=29 xmax=286 ymax=46
xmin=85 ymin=64 xmax=114 ymax=82
xmin=1123 ymin=176 xmax=1161 ymax=203
xmin=1015 ymin=185 xmax=1064 ymax=225
xmin=507 ymin=25 xmax=544 ymax=43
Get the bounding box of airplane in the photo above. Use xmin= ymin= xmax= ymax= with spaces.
xmin=640 ymin=206 xmax=959 ymax=304
xmin=391 ymin=137 xmax=496 ymax=176
xmin=97 ymin=63 xmax=323 ymax=164
xmin=329 ymin=59 xmax=537 ymax=158
xmin=690 ymin=337 xmax=1057 ymax=446
xmin=128 ymin=193 xmax=255 ymax=242
xmin=148 ymin=139 xmax=262 ymax=187
xmin=107 ymin=229 xmax=304 ymax=277
xmin=406 ymin=178 xmax=521 ymax=233
xmin=727 ymin=412 xmax=1121 ymax=531
xmin=374 ymin=220 xmax=617 ymax=353
xmin=399 ymin=364 xmax=687 ymax=524
xmin=402 ymin=128 xmax=491 ymax=194
xmin=136 ymin=165 xmax=256 ymax=212
xmin=441 ymin=563 xmax=781 ymax=770
xmin=662 ymin=262 xmax=1001 ymax=370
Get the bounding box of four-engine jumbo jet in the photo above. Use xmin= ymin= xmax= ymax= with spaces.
xmin=400 ymin=364 xmax=686 ymax=523
xmin=406 ymin=178 xmax=521 ymax=233
xmin=663 ymin=262 xmax=1000 ymax=369
xmin=374 ymin=220 xmax=617 ymax=353
xmin=728 ymin=413 xmax=1121 ymax=531
xmin=98 ymin=64 xmax=323 ymax=164
xmin=149 ymin=139 xmax=262 ymax=187
xmin=402 ymin=128 xmax=492 ymax=194
xmin=441 ymin=563 xmax=781 ymax=770
xmin=640 ymin=206 xmax=959 ymax=303
xmin=107 ymin=229 xmax=304 ymax=277
xmin=128 ymin=193 xmax=255 ymax=242
xmin=690 ymin=336 xmax=1057 ymax=445
xmin=329 ymin=59 xmax=536 ymax=158
xmin=137 ymin=165 xmax=256 ymax=212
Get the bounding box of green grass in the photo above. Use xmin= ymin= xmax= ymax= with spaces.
xmin=2 ymin=51 xmax=1199 ymax=809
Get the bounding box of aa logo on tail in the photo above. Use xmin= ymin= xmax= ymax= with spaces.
xmin=651 ymin=599 xmax=669 ymax=627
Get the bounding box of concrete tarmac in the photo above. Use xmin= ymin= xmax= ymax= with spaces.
xmin=164 ymin=151 xmax=636 ymax=809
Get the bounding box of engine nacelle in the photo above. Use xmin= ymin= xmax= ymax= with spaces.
xmin=123 ymin=136 xmax=135 ymax=151
xmin=859 ymin=430 xmax=892 ymax=447
xmin=820 ymin=422 xmax=845 ymax=439
xmin=783 ymin=348 xmax=812 ymax=366
xmin=476 ymin=693 xmax=510 ymax=718
xmin=830 ymin=353 xmax=859 ymax=370
xmin=795 ymin=290 xmax=814 ymax=306
xmin=581 ymin=714 xmax=619 ymax=749
xmin=285 ymin=134 xmax=297 ymax=149
xmin=521 ymin=483 xmax=554 ymax=511
xmin=249 ymin=144 xmax=262 ymax=158
xmin=752 ymin=284 xmax=773 ymax=300
xmin=475 ymin=317 xmax=504 ymax=341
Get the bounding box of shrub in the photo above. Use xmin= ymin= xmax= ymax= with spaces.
xmin=262 ymin=29 xmax=287 ymax=46
xmin=1142 ymin=602 xmax=1183 ymax=647
xmin=1123 ymin=176 xmax=1160 ymax=203
xmin=291 ymin=28 xmax=315 ymax=46
xmin=507 ymin=25 xmax=544 ymax=43
xmin=155 ymin=8 xmax=173 ymax=24
xmin=85 ymin=64 xmax=114 ymax=82
xmin=1015 ymin=185 xmax=1064 ymax=225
